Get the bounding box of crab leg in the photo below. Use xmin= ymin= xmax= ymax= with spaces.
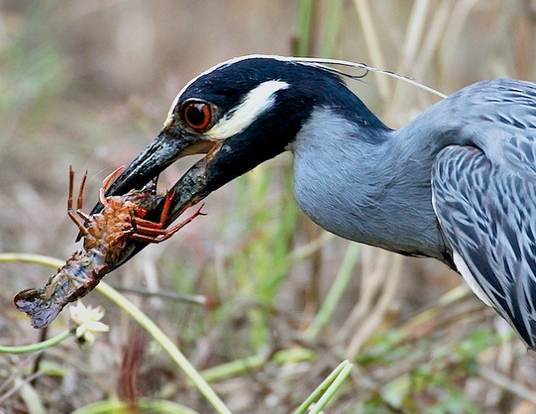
xmin=68 ymin=167 xmax=89 ymax=235
xmin=128 ymin=204 xmax=205 ymax=243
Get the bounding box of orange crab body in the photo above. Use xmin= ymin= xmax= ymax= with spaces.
xmin=14 ymin=166 xmax=203 ymax=328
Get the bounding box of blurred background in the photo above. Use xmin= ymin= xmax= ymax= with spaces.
xmin=1 ymin=0 xmax=536 ymax=413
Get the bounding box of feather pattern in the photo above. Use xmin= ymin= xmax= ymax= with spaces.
xmin=432 ymin=135 xmax=536 ymax=349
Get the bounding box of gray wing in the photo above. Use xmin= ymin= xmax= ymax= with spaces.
xmin=432 ymin=142 xmax=536 ymax=349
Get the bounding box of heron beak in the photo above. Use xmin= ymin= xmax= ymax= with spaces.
xmin=104 ymin=128 xmax=212 ymax=196
xmin=101 ymin=126 xmax=225 ymax=223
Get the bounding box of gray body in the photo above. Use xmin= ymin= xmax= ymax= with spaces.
xmin=292 ymin=78 xmax=536 ymax=347
xmin=292 ymin=107 xmax=449 ymax=261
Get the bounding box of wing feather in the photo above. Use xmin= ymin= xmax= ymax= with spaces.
xmin=432 ymin=143 xmax=536 ymax=349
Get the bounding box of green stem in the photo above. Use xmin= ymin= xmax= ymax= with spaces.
xmin=0 ymin=330 xmax=72 ymax=354
xmin=71 ymin=398 xmax=201 ymax=414
xmin=295 ymin=0 xmax=315 ymax=56
xmin=320 ymin=0 xmax=344 ymax=57
xmin=201 ymin=347 xmax=315 ymax=383
xmin=1 ymin=253 xmax=232 ymax=414
xmin=293 ymin=360 xmax=353 ymax=414
xmin=0 ymin=252 xmax=65 ymax=268
xmin=309 ymin=361 xmax=353 ymax=414
xmin=305 ymin=243 xmax=360 ymax=339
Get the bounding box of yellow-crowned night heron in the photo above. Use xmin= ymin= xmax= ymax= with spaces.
xmin=99 ymin=55 xmax=536 ymax=350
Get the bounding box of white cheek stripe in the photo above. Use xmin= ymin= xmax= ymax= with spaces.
xmin=165 ymin=55 xmax=297 ymax=128
xmin=206 ymin=80 xmax=289 ymax=140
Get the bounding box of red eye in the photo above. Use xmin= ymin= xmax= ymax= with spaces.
xmin=183 ymin=100 xmax=212 ymax=130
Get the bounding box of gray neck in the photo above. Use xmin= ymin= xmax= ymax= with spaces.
xmin=289 ymin=107 xmax=449 ymax=261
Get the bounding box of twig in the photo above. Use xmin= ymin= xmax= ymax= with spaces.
xmin=109 ymin=284 xmax=209 ymax=305
xmin=477 ymin=365 xmax=536 ymax=405
xmin=352 ymin=0 xmax=391 ymax=100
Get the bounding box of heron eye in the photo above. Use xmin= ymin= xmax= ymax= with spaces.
xmin=183 ymin=101 xmax=212 ymax=131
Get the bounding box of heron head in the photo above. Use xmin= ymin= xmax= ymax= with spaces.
xmin=102 ymin=55 xmax=354 ymax=220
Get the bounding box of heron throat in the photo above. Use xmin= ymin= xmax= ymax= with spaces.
xmin=289 ymin=107 xmax=449 ymax=261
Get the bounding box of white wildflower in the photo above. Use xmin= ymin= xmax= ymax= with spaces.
xmin=69 ymin=302 xmax=110 ymax=345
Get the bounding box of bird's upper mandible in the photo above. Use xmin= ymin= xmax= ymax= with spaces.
xmin=101 ymin=55 xmax=536 ymax=350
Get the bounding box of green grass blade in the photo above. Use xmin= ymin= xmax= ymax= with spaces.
xmin=305 ymin=243 xmax=360 ymax=339
xmin=0 ymin=253 xmax=232 ymax=414
xmin=293 ymin=360 xmax=353 ymax=414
